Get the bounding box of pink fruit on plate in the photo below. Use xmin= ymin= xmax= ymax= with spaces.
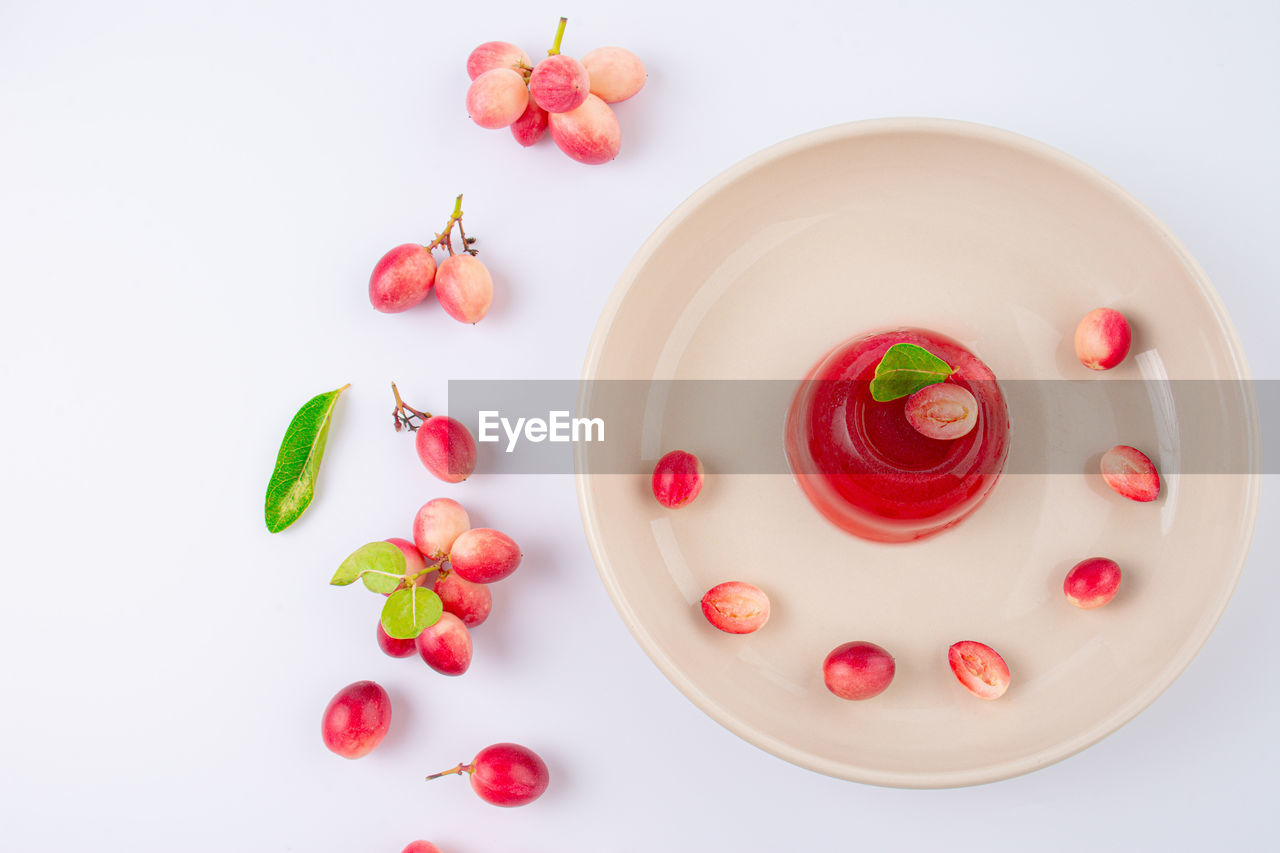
xmin=321 ymin=681 xmax=391 ymax=759
xmin=823 ymin=641 xmax=895 ymax=701
xmin=1100 ymin=444 xmax=1160 ymax=502
xmin=1074 ymin=308 xmax=1132 ymax=370
xmin=651 ymin=450 xmax=704 ymax=508
xmin=701 ymin=582 xmax=770 ymax=634
xmin=948 ymin=641 xmax=1011 ymax=699
xmin=1064 ymin=557 xmax=1122 ymax=609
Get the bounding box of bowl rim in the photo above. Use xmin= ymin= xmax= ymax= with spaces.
xmin=573 ymin=117 xmax=1261 ymax=788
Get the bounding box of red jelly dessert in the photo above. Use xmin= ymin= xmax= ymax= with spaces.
xmin=785 ymin=329 xmax=1010 ymax=543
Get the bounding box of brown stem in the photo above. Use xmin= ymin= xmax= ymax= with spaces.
xmin=391 ymin=382 xmax=432 ymax=432
xmin=423 ymin=195 xmax=474 ymax=257
xmin=426 ymin=762 xmax=473 ymax=781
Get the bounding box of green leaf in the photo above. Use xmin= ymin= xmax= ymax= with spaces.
xmin=330 ymin=541 xmax=407 ymax=592
xmin=264 ymin=384 xmax=349 ymax=533
xmin=381 ymin=587 xmax=443 ymax=640
xmin=869 ymin=344 xmax=953 ymax=402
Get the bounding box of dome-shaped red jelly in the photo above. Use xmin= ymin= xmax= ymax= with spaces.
xmin=784 ymin=329 xmax=1010 ymax=543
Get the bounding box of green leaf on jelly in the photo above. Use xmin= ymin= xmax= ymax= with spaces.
xmin=868 ymin=343 xmax=953 ymax=402
xmin=381 ymin=587 xmax=443 ymax=640
xmin=264 ymin=384 xmax=349 ymax=533
xmin=330 ymin=540 xmax=407 ymax=593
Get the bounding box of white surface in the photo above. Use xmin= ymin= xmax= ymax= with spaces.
xmin=0 ymin=0 xmax=1275 ymax=849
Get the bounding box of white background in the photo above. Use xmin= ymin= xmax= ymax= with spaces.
xmin=1 ymin=0 xmax=1277 ymax=849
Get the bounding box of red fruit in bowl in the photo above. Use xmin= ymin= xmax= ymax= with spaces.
xmin=1100 ymin=445 xmax=1160 ymax=502
xmin=948 ymin=641 xmax=1011 ymax=700
xmin=321 ymin=680 xmax=391 ymax=759
xmin=449 ymin=528 xmax=521 ymax=583
xmin=652 ymin=450 xmax=704 ymax=508
xmin=416 ymin=416 xmax=477 ymax=483
xmin=1064 ymin=557 xmax=1122 ymax=609
xmin=1074 ymin=307 xmax=1131 ymax=370
xmin=369 ymin=244 xmax=436 ymax=313
xmin=823 ymin=641 xmax=895 ymax=700
xmin=701 ymin=582 xmax=770 ymax=634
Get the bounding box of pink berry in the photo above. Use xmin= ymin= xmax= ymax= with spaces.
xmin=1100 ymin=444 xmax=1160 ymax=502
xmin=529 ymin=54 xmax=590 ymax=113
xmin=948 ymin=641 xmax=1011 ymax=700
xmin=435 ymin=572 xmax=492 ymax=627
xmin=427 ymin=743 xmax=550 ymax=807
xmin=581 ymin=46 xmax=646 ymax=103
xmin=413 ymin=498 xmax=471 ymax=560
xmin=449 ymin=528 xmax=521 ymax=584
xmin=651 ymin=450 xmax=704 ymax=508
xmin=416 ymin=612 xmax=472 ymax=676
xmin=700 ymin=582 xmax=770 ymax=634
xmin=377 ymin=620 xmax=417 ymax=658
xmin=465 ymin=68 xmax=529 ymax=129
xmin=321 ymin=680 xmax=391 ymax=759
xmin=387 ymin=537 xmax=429 ymax=575
xmin=434 ymin=254 xmax=493 ymax=324
xmin=548 ymin=94 xmax=621 ymax=165
xmin=1074 ymin=307 xmax=1132 ymax=370
xmin=510 ymin=98 xmax=549 ymax=146
xmin=823 ymin=641 xmax=895 ymax=701
xmin=415 ymin=415 xmax=477 ymax=484
xmin=401 ymin=844 xmax=442 ymax=853
xmin=368 ymin=244 xmax=436 ymax=313
xmin=466 ymin=41 xmax=531 ymax=80
xmin=904 ymin=382 xmax=979 ymax=440
xmin=1064 ymin=557 xmax=1122 ymax=609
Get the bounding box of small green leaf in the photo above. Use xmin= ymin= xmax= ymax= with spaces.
xmin=381 ymin=587 xmax=443 ymax=640
xmin=265 ymin=384 xmax=349 ymax=533
xmin=330 ymin=541 xmax=407 ymax=591
xmin=869 ymin=344 xmax=953 ymax=402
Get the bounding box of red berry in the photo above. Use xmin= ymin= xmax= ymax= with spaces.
xmin=1074 ymin=308 xmax=1132 ymax=370
xmin=700 ymin=582 xmax=770 ymax=634
xmin=529 ymin=54 xmax=590 ymax=113
xmin=415 ymin=416 xmax=477 ymax=484
xmin=1100 ymin=444 xmax=1160 ymax=502
xmin=651 ymin=450 xmax=704 ymax=508
xmin=377 ymin=620 xmax=417 ymax=658
xmin=434 ymin=254 xmax=494 ymax=324
xmin=947 ymin=641 xmax=1011 ymax=700
xmin=547 ymin=94 xmax=620 ymax=165
xmin=369 ymin=244 xmax=436 ymax=313
xmin=434 ymin=572 xmax=492 ymax=627
xmin=510 ymin=99 xmax=550 ymax=147
xmin=466 ymin=41 xmax=530 ymax=80
xmin=823 ymin=641 xmax=895 ymax=701
xmin=904 ymin=382 xmax=979 ymax=440
xmin=1064 ymin=557 xmax=1122 ymax=609
xmin=449 ymin=528 xmax=521 ymax=583
xmin=412 ymin=498 xmax=471 ymax=561
xmin=320 ymin=681 xmax=391 ymax=759
xmin=416 ymin=612 xmax=472 ymax=676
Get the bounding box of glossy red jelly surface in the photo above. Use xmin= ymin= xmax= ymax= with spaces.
xmin=785 ymin=329 xmax=1010 ymax=543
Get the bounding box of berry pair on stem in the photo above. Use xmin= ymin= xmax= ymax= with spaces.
xmin=369 ymin=195 xmax=494 ymax=324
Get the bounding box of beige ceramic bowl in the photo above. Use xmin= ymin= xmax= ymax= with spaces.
xmin=575 ymin=119 xmax=1259 ymax=787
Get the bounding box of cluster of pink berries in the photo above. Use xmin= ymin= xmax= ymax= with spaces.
xmin=466 ymin=18 xmax=645 ymax=165
xmin=375 ymin=499 xmax=519 ymax=676
xmin=369 ymin=195 xmax=494 ymax=325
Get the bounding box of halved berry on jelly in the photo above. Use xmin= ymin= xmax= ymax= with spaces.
xmin=651 ymin=450 xmax=704 ymax=508
xmin=700 ymin=582 xmax=770 ymax=634
xmin=904 ymin=382 xmax=979 ymax=440
xmin=1064 ymin=557 xmax=1122 ymax=609
xmin=947 ymin=641 xmax=1011 ymax=700
xmin=1100 ymin=445 xmax=1160 ymax=502
xmin=822 ymin=641 xmax=895 ymax=700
